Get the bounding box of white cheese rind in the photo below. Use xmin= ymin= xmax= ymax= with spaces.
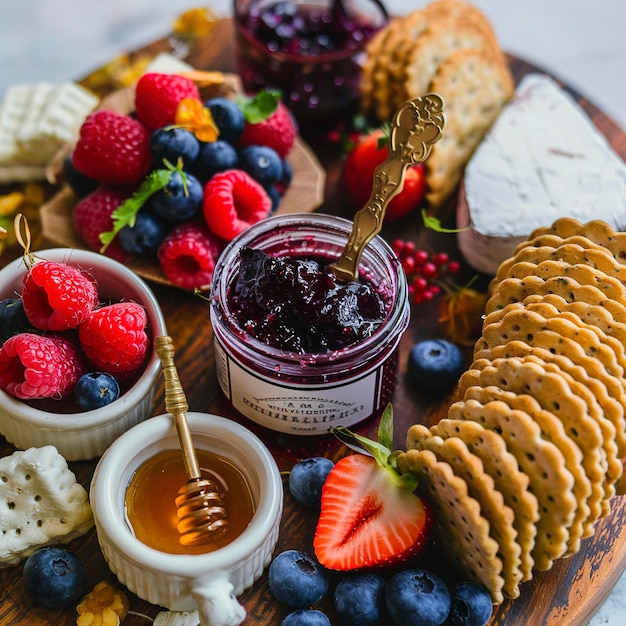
xmin=457 ymin=73 xmax=626 ymax=275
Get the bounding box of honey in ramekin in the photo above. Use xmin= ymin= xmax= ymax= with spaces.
xmin=124 ymin=448 xmax=255 ymax=555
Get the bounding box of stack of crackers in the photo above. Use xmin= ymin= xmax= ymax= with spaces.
xmin=398 ymin=217 xmax=626 ymax=603
xmin=360 ymin=0 xmax=514 ymax=209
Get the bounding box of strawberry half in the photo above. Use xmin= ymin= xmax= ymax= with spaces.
xmin=313 ymin=406 xmax=431 ymax=571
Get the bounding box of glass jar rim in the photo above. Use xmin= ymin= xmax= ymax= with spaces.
xmin=210 ymin=213 xmax=409 ymax=371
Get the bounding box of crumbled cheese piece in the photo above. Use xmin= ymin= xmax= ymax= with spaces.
xmin=0 ymin=445 xmax=93 ymax=567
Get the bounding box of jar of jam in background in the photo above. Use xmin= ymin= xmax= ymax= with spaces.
xmin=209 ymin=213 xmax=409 ymax=436
xmin=232 ymin=0 xmax=389 ymax=125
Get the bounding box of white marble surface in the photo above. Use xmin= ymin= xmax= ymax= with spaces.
xmin=1 ymin=1 xmax=625 ymax=624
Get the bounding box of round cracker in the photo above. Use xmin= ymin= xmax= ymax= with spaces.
xmin=431 ymin=417 xmax=539 ymax=582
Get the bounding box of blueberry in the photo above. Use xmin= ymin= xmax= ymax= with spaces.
xmin=448 ymin=582 xmax=493 ymax=626
xmin=205 ymin=97 xmax=245 ymax=144
xmin=279 ymin=158 xmax=293 ymax=190
xmin=239 ymin=144 xmax=283 ymax=187
xmin=74 ymin=371 xmax=120 ymax=410
xmin=0 ymin=298 xmax=33 ymax=344
xmin=193 ymin=140 xmax=239 ymax=183
xmin=385 ymin=569 xmax=450 ymax=626
xmin=334 ymin=573 xmax=387 ymax=626
xmin=150 ymin=170 xmax=203 ymax=223
xmin=407 ymin=339 xmax=465 ymax=394
xmin=23 ymin=547 xmax=87 ymax=608
xmin=63 ymin=153 xmax=98 ymax=197
xmin=288 ymin=457 xmax=334 ymax=507
xmin=266 ymin=184 xmax=281 ymax=212
xmin=282 ymin=610 xmax=331 ymax=626
xmin=118 ymin=209 xmax=168 ymax=255
xmin=150 ymin=127 xmax=200 ymax=168
xmin=268 ymin=549 xmax=329 ymax=608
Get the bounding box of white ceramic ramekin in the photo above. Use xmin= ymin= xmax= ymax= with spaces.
xmin=0 ymin=248 xmax=167 ymax=460
xmin=90 ymin=412 xmax=283 ymax=626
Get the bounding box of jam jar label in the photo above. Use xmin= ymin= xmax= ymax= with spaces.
xmin=215 ymin=339 xmax=382 ymax=434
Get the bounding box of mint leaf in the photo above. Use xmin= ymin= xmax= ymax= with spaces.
xmin=241 ymin=89 xmax=281 ymax=124
xmin=99 ymin=168 xmax=173 ymax=251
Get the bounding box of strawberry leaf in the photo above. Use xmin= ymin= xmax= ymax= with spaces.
xmin=241 ymin=89 xmax=281 ymax=124
xmin=377 ymin=403 xmax=394 ymax=451
xmin=99 ymin=165 xmax=178 ymax=251
xmin=330 ymin=404 xmax=418 ymax=492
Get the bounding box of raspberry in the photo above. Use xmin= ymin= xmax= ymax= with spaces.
xmin=0 ymin=333 xmax=86 ymax=400
xmin=72 ymin=110 xmax=153 ymax=185
xmin=157 ymin=222 xmax=224 ymax=291
xmin=135 ymin=72 xmax=201 ymax=131
xmin=202 ymin=169 xmax=272 ymax=240
xmin=73 ymin=186 xmax=130 ymax=262
xmin=21 ymin=260 xmax=99 ymax=331
xmin=78 ymin=302 xmax=150 ymax=377
xmin=239 ymin=101 xmax=297 ymax=159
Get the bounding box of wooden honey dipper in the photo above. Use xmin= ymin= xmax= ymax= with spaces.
xmin=154 ymin=335 xmax=230 ymax=546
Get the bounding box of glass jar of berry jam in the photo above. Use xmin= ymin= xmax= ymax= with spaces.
xmin=232 ymin=0 xmax=388 ymax=124
xmin=210 ymin=213 xmax=409 ymax=435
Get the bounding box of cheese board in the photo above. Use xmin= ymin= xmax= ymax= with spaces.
xmin=1 ymin=16 xmax=626 ymax=626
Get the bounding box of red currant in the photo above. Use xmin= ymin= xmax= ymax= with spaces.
xmin=413 ymin=249 xmax=429 ymax=266
xmin=431 ymin=251 xmax=449 ymax=266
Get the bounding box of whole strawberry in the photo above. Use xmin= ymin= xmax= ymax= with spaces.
xmin=239 ymin=94 xmax=297 ymax=159
xmin=0 ymin=333 xmax=86 ymax=400
xmin=135 ymin=72 xmax=201 ymax=131
xmin=73 ymin=186 xmax=130 ymax=262
xmin=157 ymin=222 xmax=225 ymax=291
xmin=22 ymin=260 xmax=99 ymax=332
xmin=78 ymin=302 xmax=150 ymax=377
xmin=73 ymin=110 xmax=153 ymax=186
xmin=343 ymin=129 xmax=427 ymax=221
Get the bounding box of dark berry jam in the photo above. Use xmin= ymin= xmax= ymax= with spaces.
xmin=233 ymin=0 xmax=388 ymax=122
xmin=228 ymin=246 xmax=387 ymax=353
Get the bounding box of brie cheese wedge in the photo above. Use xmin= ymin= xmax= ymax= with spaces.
xmin=457 ymin=73 xmax=626 ymax=275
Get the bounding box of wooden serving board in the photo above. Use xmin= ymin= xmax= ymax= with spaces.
xmin=2 ymin=18 xmax=626 ymax=626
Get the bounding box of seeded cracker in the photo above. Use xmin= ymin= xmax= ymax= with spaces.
xmin=461 ymin=378 xmax=596 ymax=547
xmin=477 ymin=306 xmax=626 ymax=383
xmin=403 ymin=424 xmax=523 ymax=599
xmin=496 ymin=242 xmax=626 ymax=284
xmin=429 ymin=417 xmax=539 ymax=581
xmin=423 ymin=48 xmax=514 ymax=208
xmin=0 ymin=446 xmax=93 ymax=566
xmin=473 ymin=339 xmax=625 ymax=506
xmin=528 ymin=217 xmax=626 ymax=260
xmin=472 ymin=353 xmax=618 ymax=525
xmin=481 ymin=300 xmax=626 ymax=394
xmin=382 ymin=11 xmax=429 ymax=116
xmin=501 ymin=260 xmax=626 ymax=305
xmin=486 ymin=275 xmax=626 ymax=328
xmin=397 ymin=448 xmax=505 ymax=603
xmin=447 ymin=397 xmax=576 ymax=571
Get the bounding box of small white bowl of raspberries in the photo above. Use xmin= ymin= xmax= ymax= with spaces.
xmin=0 ymin=247 xmax=167 ymax=461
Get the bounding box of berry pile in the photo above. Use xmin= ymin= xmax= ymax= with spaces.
xmin=391 ymin=239 xmax=461 ymax=304
xmin=0 ymin=257 xmax=150 ymax=410
xmin=271 ymin=439 xmax=493 ymax=626
xmin=68 ymin=73 xmax=298 ymax=291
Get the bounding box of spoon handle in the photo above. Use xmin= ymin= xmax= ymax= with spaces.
xmin=331 ymin=94 xmax=446 ymax=282
xmin=155 ymin=335 xmax=201 ymax=481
